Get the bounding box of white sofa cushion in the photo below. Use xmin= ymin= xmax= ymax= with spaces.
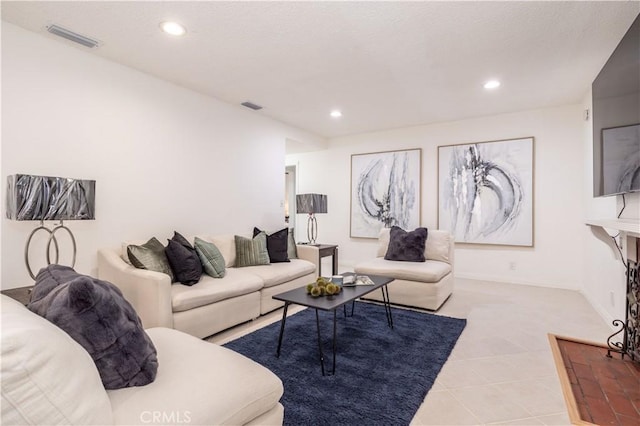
xmin=171 ymin=268 xmax=264 ymax=313
xmin=355 ymin=257 xmax=451 ymax=282
xmin=376 ymin=228 xmax=451 ymax=263
xmin=240 ymin=259 xmax=316 ymax=288
xmin=1 ymin=296 xmax=113 ymax=425
xmin=108 ymin=327 xmax=283 ymax=426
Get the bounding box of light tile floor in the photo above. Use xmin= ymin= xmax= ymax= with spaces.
xmin=209 ymin=278 xmax=614 ymax=425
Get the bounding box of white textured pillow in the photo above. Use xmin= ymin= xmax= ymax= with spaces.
xmin=1 ymin=296 xmax=113 ymax=425
xmin=376 ymin=228 xmax=391 ymax=258
xmin=209 ymin=234 xmax=236 ymax=267
xmin=425 ymin=230 xmax=452 ymax=263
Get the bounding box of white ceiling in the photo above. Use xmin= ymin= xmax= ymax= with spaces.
xmin=2 ymin=1 xmax=639 ymax=140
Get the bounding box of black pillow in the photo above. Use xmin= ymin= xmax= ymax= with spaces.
xmin=165 ymin=232 xmax=203 ymax=285
xmin=253 ymin=227 xmax=290 ymax=263
xmin=28 ymin=265 xmax=158 ymax=390
xmin=384 ymin=226 xmax=428 ymax=262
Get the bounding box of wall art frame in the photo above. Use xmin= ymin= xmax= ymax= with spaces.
xmin=438 ymin=137 xmax=534 ymax=247
xmin=350 ymin=148 xmax=421 ymax=239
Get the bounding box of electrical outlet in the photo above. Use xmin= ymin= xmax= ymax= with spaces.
xmin=509 ymin=261 xmax=516 ymax=271
xmin=609 ymin=291 xmax=615 ymax=308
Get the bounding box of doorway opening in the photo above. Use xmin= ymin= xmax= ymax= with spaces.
xmin=285 ymin=165 xmax=296 ymax=231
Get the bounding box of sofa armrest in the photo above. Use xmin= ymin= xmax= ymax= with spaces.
xmin=295 ymin=244 xmax=319 ymax=275
xmin=97 ymin=248 xmax=173 ymax=329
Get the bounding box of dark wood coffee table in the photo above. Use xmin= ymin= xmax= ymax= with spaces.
xmin=273 ymin=273 xmax=394 ymax=375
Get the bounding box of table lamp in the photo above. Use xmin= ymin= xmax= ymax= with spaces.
xmin=296 ymin=193 xmax=327 ymax=244
xmin=6 ymin=174 xmax=96 ymax=279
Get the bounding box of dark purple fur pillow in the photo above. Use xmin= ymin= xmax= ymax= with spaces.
xmin=28 ymin=265 xmax=158 ymax=389
xmin=384 ymin=226 xmax=428 ymax=262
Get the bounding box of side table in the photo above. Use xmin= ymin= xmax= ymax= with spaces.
xmin=1 ymin=286 xmax=34 ymax=306
xmin=313 ymin=244 xmax=338 ymax=276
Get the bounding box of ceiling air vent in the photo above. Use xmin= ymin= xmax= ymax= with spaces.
xmin=241 ymin=101 xmax=263 ymax=111
xmin=46 ymin=24 xmax=100 ymax=48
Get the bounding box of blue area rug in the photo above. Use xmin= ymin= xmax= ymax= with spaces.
xmin=224 ymin=302 xmax=466 ymax=425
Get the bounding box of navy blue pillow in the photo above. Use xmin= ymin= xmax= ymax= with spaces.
xmin=165 ymin=232 xmax=203 ymax=285
xmin=253 ymin=227 xmax=290 ymax=263
xmin=384 ymin=226 xmax=428 ymax=262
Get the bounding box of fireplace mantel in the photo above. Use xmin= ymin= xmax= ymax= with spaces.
xmin=586 ymin=218 xmax=639 ymax=262
xmin=585 ymin=218 xmax=640 ymax=238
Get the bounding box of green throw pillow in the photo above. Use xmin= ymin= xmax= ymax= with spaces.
xmin=194 ymin=237 xmax=226 ymax=278
xmin=235 ymin=232 xmax=270 ymax=267
xmin=127 ymin=237 xmax=176 ymax=282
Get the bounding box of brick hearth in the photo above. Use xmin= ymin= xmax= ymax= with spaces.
xmin=549 ymin=335 xmax=640 ymax=425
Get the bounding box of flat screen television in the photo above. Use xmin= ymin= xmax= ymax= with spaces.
xmin=593 ymin=13 xmax=640 ymax=197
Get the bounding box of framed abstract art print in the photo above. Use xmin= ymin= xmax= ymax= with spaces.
xmin=350 ymin=148 xmax=421 ymax=238
xmin=438 ymin=137 xmax=534 ymax=246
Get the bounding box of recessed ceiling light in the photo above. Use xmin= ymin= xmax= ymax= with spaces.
xmin=160 ymin=21 xmax=186 ymax=36
xmin=330 ymin=110 xmax=342 ymax=118
xmin=483 ymin=80 xmax=501 ymax=89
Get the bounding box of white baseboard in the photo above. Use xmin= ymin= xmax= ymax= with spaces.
xmin=453 ymin=272 xmax=580 ymax=291
xmin=579 ymin=289 xmax=618 ymax=332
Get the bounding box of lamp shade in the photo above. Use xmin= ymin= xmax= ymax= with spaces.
xmin=296 ymin=193 xmax=327 ymax=214
xmin=6 ymin=174 xmax=96 ymax=221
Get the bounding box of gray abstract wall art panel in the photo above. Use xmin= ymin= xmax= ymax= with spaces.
xmin=438 ymin=138 xmax=534 ymax=246
xmin=602 ymin=124 xmax=640 ymax=196
xmin=350 ymin=149 xmax=421 ymax=238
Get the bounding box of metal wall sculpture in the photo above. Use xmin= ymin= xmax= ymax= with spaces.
xmin=350 ymin=148 xmax=421 ymax=238
xmin=438 ymin=137 xmax=534 ymax=246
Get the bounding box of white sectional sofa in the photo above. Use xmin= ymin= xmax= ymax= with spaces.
xmin=1 ymin=295 xmax=284 ymax=425
xmin=354 ymin=228 xmax=454 ymax=310
xmin=98 ymin=234 xmax=319 ymax=338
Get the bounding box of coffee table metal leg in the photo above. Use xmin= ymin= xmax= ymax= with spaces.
xmin=381 ymin=285 xmax=394 ymax=329
xmin=331 ymin=309 xmax=337 ymax=375
xmin=315 ymin=308 xmax=326 ymax=376
xmin=343 ymin=300 xmax=356 ymax=318
xmin=276 ymin=302 xmax=290 ymax=357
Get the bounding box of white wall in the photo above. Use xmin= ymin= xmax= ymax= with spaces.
xmin=1 ymin=22 xmax=323 ymax=288
xmin=288 ymin=104 xmax=587 ymax=290
xmin=581 ymin=90 xmax=639 ymax=326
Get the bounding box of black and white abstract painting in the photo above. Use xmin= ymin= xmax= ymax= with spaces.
xmin=350 ymin=149 xmax=421 ymax=238
xmin=438 ymin=138 xmax=534 ymax=246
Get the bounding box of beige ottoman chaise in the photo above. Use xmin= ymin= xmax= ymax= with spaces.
xmin=354 ymin=228 xmax=454 ymax=310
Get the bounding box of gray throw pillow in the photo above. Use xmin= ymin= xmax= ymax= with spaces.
xmin=127 ymin=237 xmax=176 ymax=282
xmin=235 ymin=232 xmax=270 ymax=267
xmin=28 ymin=265 xmax=158 ymax=390
xmin=194 ymin=237 xmax=226 ymax=278
xmin=384 ymin=226 xmax=428 ymax=262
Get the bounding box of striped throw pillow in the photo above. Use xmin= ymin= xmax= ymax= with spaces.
xmin=234 ymin=232 xmax=270 ymax=267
